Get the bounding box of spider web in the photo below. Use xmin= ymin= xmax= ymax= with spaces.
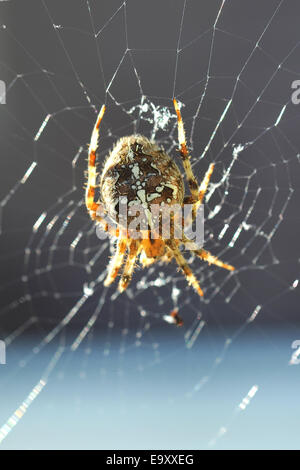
xmin=0 ymin=0 xmax=300 ymax=449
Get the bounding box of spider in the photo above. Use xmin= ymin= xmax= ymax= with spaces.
xmin=85 ymin=99 xmax=234 ymax=297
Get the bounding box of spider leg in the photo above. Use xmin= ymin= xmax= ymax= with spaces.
xmin=184 ymin=162 xmax=215 ymax=226
xmin=173 ymin=98 xmax=199 ymax=202
xmin=104 ymin=238 xmax=128 ymax=287
xmin=182 ymin=236 xmax=235 ymax=271
xmin=166 ymin=240 xmax=203 ymax=297
xmin=174 ymin=99 xmax=215 ymax=222
xmin=197 ymin=162 xmax=215 ymax=206
xmin=85 ymin=105 xmax=118 ymax=237
xmin=119 ymin=240 xmax=141 ymax=293
xmin=84 ymin=106 xmax=110 ymax=227
xmin=86 ymin=105 xmax=105 ymax=216
xmin=195 ymin=248 xmax=235 ymax=271
xmin=86 ymin=205 xmax=118 ymax=237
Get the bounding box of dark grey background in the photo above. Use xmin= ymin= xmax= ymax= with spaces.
xmin=0 ymin=0 xmax=299 ymax=328
xmin=0 ymin=0 xmax=300 ymax=450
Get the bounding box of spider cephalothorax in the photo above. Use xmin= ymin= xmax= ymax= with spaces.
xmin=85 ymin=100 xmax=234 ymax=296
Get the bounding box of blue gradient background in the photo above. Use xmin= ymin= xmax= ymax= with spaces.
xmin=0 ymin=326 xmax=299 ymax=450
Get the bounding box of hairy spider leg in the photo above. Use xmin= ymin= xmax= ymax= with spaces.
xmin=166 ymin=239 xmax=203 ymax=297
xmin=104 ymin=238 xmax=128 ymax=287
xmin=119 ymin=240 xmax=141 ymax=292
xmin=86 ymin=105 xmax=105 ymax=215
xmin=198 ymin=163 xmax=215 ymax=205
xmin=182 ymin=235 xmax=235 ymax=271
xmin=184 ymin=162 xmax=215 ymax=227
xmin=173 ymin=98 xmax=199 ymax=203
xmin=86 ymin=104 xmax=117 ymax=235
xmin=195 ymin=247 xmax=235 ymax=271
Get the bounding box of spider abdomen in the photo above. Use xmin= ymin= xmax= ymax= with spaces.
xmin=100 ymin=135 xmax=184 ymax=225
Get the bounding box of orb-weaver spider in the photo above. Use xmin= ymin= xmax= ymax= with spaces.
xmin=85 ymin=99 xmax=234 ymax=297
